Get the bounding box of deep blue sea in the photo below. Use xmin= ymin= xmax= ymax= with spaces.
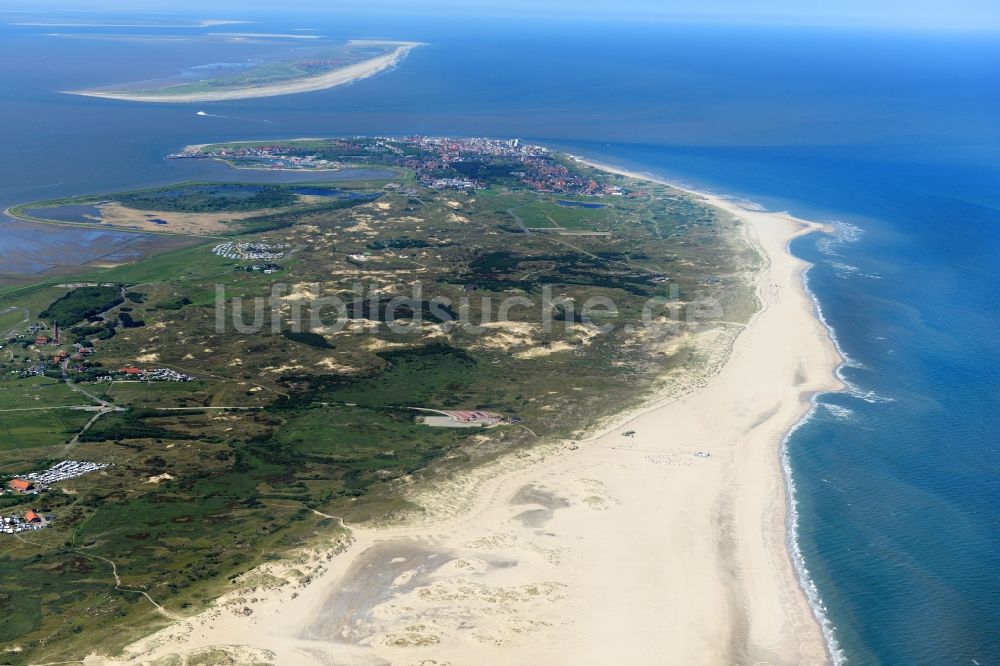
xmin=1 ymin=11 xmax=998 ymax=663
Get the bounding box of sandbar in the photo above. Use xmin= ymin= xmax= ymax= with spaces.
xmin=65 ymin=40 xmax=424 ymax=103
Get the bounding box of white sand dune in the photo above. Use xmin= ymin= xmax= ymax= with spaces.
xmin=87 ymin=168 xmax=841 ymax=666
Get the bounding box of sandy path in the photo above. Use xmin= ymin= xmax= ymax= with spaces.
xmin=85 ymin=175 xmax=841 ymax=666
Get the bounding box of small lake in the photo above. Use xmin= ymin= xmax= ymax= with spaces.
xmin=556 ymin=200 xmax=606 ymax=209
xmin=1 ymin=164 xmax=394 ymax=278
xmin=21 ymin=204 xmax=105 ymax=224
xmin=287 ymin=187 xmax=365 ymax=198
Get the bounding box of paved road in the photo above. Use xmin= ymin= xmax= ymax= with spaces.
xmin=60 ymin=358 xmax=122 ymax=410
xmin=58 ymin=358 xmax=125 ymax=455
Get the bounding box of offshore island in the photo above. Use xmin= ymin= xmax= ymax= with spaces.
xmin=0 ymin=137 xmax=839 ymax=665
xmin=64 ymin=40 xmax=423 ymax=103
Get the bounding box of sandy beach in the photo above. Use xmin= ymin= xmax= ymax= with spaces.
xmin=85 ymin=169 xmax=843 ymax=666
xmin=65 ymin=41 xmax=424 ymax=103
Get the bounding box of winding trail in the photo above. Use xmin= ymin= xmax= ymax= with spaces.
xmin=12 ymin=532 xmax=181 ymax=622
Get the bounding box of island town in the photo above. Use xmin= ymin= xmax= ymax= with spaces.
xmin=172 ymin=136 xmax=649 ymax=197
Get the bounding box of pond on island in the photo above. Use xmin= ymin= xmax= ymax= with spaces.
xmin=556 ymin=200 xmax=607 ymax=209
xmin=21 ymin=203 xmax=106 ymax=224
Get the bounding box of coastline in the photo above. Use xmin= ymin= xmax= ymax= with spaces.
xmin=577 ymin=156 xmax=847 ymax=660
xmin=3 ymin=204 xmax=215 ymax=237
xmin=180 ymin=137 xmax=332 ymax=153
xmin=64 ymin=41 xmax=424 ymax=104
xmin=85 ymin=165 xmax=844 ymax=665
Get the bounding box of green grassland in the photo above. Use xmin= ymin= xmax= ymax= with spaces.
xmin=81 ymin=241 xmax=230 ymax=285
xmin=513 ymin=198 xmax=615 ymax=230
xmin=0 ymin=377 xmax=92 ymax=411
xmin=118 ymin=45 xmax=393 ymax=97
xmin=197 ymin=138 xmax=338 ymax=153
xmin=139 ymin=62 xmax=315 ymax=95
xmin=0 ymin=376 xmax=96 ymax=451
xmin=0 ymin=426 xmax=349 ymax=656
xmin=0 ymin=409 xmax=93 ymax=451
xmin=0 ymin=147 xmax=759 ymax=663
xmin=0 ymin=285 xmax=73 ymax=320
xmin=0 ymin=308 xmax=28 ymax=336
xmin=10 ymin=182 xmax=381 ymax=236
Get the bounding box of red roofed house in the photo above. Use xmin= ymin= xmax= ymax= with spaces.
xmin=24 ymin=510 xmax=42 ymax=524
xmin=8 ymin=479 xmax=34 ymax=493
xmin=35 ymin=336 xmax=49 ymax=345
xmin=120 ymin=367 xmax=142 ymax=375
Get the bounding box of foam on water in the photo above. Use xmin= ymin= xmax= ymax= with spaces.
xmin=784 ymin=239 xmax=851 ymax=664
xmin=828 ymin=261 xmax=858 ymax=272
xmin=841 ymin=379 xmax=895 ymax=404
xmin=823 ymin=403 xmax=855 ymax=419
xmin=800 ymin=224 xmax=903 ymax=410
xmin=802 ymin=257 xmax=865 ymax=371
xmin=815 ymin=221 xmax=863 ymax=257
xmin=782 ymin=400 xmax=848 ymax=666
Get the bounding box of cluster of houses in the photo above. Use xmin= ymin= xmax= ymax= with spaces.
xmin=178 ymin=136 xmax=643 ymax=198
xmin=24 ymin=322 xmax=49 ymax=339
xmin=426 ymin=177 xmax=479 ymax=191
xmin=381 ymin=182 xmax=420 ymax=197
xmin=213 ymin=241 xmax=289 ymax=261
xmin=171 ymin=144 xmax=339 ymax=171
xmin=49 ymin=344 xmax=95 ymax=363
xmin=96 ymin=367 xmax=193 ymax=382
xmin=234 ymin=154 xmax=336 ymax=171
xmin=1 ymin=460 xmax=110 ymax=535
xmin=392 ymin=136 xmax=643 ymax=197
xmin=10 ymin=363 xmax=48 ymax=378
xmin=1 ymin=511 xmax=45 ymax=534
xmin=401 ymin=136 xmax=543 ymax=161
xmin=5 ymin=318 xmax=101 ymax=377
xmin=11 ymin=342 xmax=96 ymax=378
